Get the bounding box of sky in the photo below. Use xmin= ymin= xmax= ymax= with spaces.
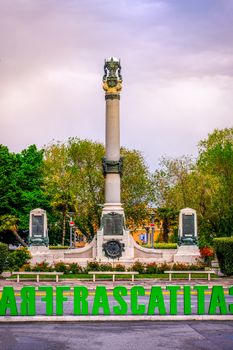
xmin=0 ymin=0 xmax=233 ymax=170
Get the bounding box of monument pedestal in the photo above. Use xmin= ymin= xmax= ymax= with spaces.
xmin=174 ymin=245 xmax=201 ymax=264
xmin=96 ymin=228 xmax=134 ymax=261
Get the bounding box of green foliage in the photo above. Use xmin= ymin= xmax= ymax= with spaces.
xmin=49 ymin=246 xmax=69 ymax=250
xmin=7 ymin=247 xmax=31 ymax=271
xmin=213 ymin=237 xmax=233 ymax=275
xmin=0 ymin=243 xmax=8 ymax=273
xmin=153 ymin=128 xmax=233 ymax=245
xmin=130 ymin=261 xmax=145 ymax=274
xmin=146 ymin=243 xmax=177 ymax=249
xmin=31 ymin=261 xmax=53 ymax=272
xmin=0 ymin=144 xmax=50 ymax=245
xmin=53 ymin=262 xmax=69 ymax=273
xmin=114 ymin=264 xmax=126 ymax=272
xmin=68 ymin=263 xmax=83 ymax=274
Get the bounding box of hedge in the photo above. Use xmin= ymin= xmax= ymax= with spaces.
xmin=49 ymin=246 xmax=69 ymax=250
xmin=213 ymin=237 xmax=233 ymax=275
xmin=142 ymin=243 xmax=177 ymax=249
xmin=0 ymin=243 xmax=8 ymax=274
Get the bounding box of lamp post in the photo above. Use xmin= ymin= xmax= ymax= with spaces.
xmin=144 ymin=226 xmax=150 ymax=245
xmin=68 ymin=212 xmax=75 ymax=249
xmin=150 ymin=213 xmax=155 ymax=249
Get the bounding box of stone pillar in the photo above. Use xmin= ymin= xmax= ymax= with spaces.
xmin=96 ymin=57 xmax=134 ymax=262
xmin=102 ymin=57 xmax=123 ymax=215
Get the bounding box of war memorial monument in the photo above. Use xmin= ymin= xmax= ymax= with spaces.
xmin=29 ymin=58 xmax=201 ymax=266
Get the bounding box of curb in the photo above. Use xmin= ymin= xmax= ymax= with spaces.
xmin=1 ymin=315 xmax=233 ymax=322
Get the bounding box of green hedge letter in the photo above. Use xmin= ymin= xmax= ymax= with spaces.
xmin=113 ymin=286 xmax=128 ymax=315
xmin=193 ymin=286 xmax=208 ymax=315
xmin=0 ymin=287 xmax=18 ymax=316
xmin=56 ymin=286 xmax=70 ymax=316
xmin=20 ymin=286 xmax=36 ymax=316
xmin=92 ymin=287 xmax=110 ymax=315
xmin=74 ymin=286 xmax=89 ymax=315
xmin=131 ymin=286 xmax=145 ymax=315
xmin=148 ymin=287 xmax=166 ymax=315
xmin=183 ymin=286 xmax=192 ymax=315
xmin=38 ymin=286 xmax=53 ymax=316
xmin=209 ymin=286 xmax=227 ymax=315
xmin=229 ymin=286 xmax=233 ymax=314
xmin=166 ymin=286 xmax=180 ymax=315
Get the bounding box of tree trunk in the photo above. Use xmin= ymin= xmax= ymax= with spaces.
xmin=12 ymin=226 xmax=27 ymax=247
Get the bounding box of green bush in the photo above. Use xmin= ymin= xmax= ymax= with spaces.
xmin=0 ymin=243 xmax=8 ymax=273
xmin=99 ymin=263 xmax=113 ymax=271
xmin=32 ymin=261 xmax=53 ymax=272
xmin=85 ymin=261 xmax=101 ymax=272
xmin=213 ymin=237 xmax=233 ymax=275
xmin=145 ymin=262 xmax=158 ymax=274
xmin=142 ymin=243 xmax=177 ymax=249
xmin=53 ymin=261 xmax=69 ymax=273
xmin=130 ymin=261 xmax=145 ymax=274
xmin=8 ymin=247 xmax=31 ymax=271
xmin=49 ymin=246 xmax=69 ymax=250
xmin=114 ymin=264 xmax=126 ymax=272
xmin=67 ymin=263 xmax=83 ymax=274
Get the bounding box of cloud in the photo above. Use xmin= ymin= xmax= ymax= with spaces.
xmin=0 ymin=0 xmax=232 ymax=169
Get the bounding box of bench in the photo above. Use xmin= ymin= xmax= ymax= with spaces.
xmin=12 ymin=271 xmax=64 ymax=283
xmin=88 ymin=271 xmax=139 ymax=282
xmin=164 ymin=270 xmax=215 ymax=282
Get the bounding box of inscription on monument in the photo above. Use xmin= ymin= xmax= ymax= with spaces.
xmin=182 ymin=214 xmax=195 ymax=237
xmin=32 ymin=215 xmax=44 ymax=237
xmin=102 ymin=212 xmax=123 ymax=235
xmin=29 ymin=208 xmax=49 ymax=246
xmin=178 ymin=208 xmax=198 ymax=246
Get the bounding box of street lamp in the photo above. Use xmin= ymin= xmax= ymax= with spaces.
xmin=68 ymin=212 xmax=75 ymax=249
xmin=144 ymin=226 xmax=150 ymax=245
xmin=150 ymin=213 xmax=155 ymax=249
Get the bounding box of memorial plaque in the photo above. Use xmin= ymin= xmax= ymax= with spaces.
xmin=29 ymin=208 xmax=49 ymax=246
xmin=182 ymin=214 xmax=195 ymax=237
xmin=32 ymin=215 xmax=44 ymax=237
xmin=102 ymin=212 xmax=123 ymax=235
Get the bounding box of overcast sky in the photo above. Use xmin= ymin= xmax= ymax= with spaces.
xmin=0 ymin=0 xmax=233 ymax=170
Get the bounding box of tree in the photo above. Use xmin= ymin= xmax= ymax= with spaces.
xmin=43 ymin=138 xmax=153 ymax=241
xmin=0 ymin=145 xmax=49 ymax=245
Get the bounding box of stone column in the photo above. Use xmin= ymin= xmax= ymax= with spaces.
xmin=102 ymin=57 xmax=124 ymax=215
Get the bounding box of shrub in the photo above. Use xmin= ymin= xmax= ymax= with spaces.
xmin=67 ymin=263 xmax=83 ymax=274
xmin=32 ymin=261 xmax=53 ymax=272
xmin=99 ymin=263 xmax=113 ymax=271
xmin=114 ymin=264 xmax=125 ymax=272
xmin=22 ymin=263 xmax=32 ymax=272
xmin=0 ymin=243 xmax=8 ymax=273
xmin=8 ymin=247 xmax=31 ymax=271
xmin=130 ymin=261 xmax=145 ymax=274
xmin=213 ymin=237 xmax=233 ymax=275
xmin=49 ymin=246 xmax=69 ymax=250
xmin=145 ymin=262 xmax=158 ymax=274
xmin=156 ymin=262 xmax=170 ymax=274
xmin=171 ymin=262 xmax=205 ymax=271
xmin=85 ymin=261 xmax=101 ymax=272
xmin=53 ymin=261 xmax=69 ymax=273
xmin=142 ymin=243 xmax=177 ymax=249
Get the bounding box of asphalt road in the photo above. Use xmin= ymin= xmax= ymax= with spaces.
xmin=0 ymin=321 xmax=233 ymax=350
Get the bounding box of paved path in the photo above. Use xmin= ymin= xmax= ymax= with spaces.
xmin=0 ymin=321 xmax=233 ymax=350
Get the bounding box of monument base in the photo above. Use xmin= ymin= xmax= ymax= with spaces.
xmin=96 ymin=228 xmax=134 ymax=261
xmin=174 ymin=245 xmax=201 ymax=264
xmin=29 ymin=246 xmax=53 ymax=265
xmin=102 ymin=203 xmax=124 ymax=215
